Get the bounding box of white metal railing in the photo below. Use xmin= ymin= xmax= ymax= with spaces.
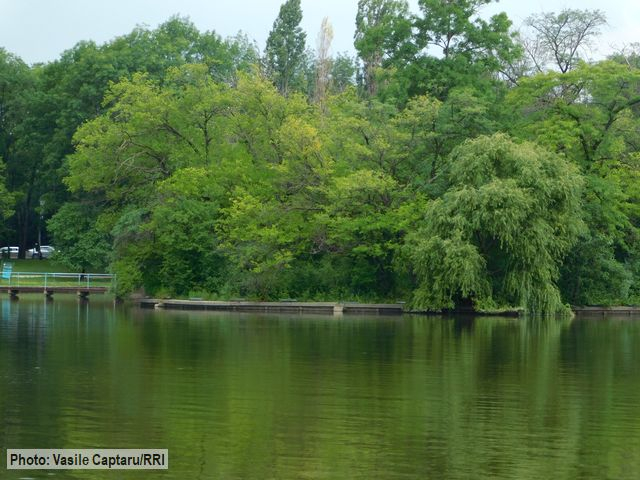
xmin=2 ymin=272 xmax=116 ymax=290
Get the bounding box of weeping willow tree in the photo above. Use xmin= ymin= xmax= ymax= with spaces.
xmin=407 ymin=133 xmax=584 ymax=315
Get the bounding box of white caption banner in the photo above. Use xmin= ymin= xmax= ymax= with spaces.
xmin=7 ymin=449 xmax=168 ymax=470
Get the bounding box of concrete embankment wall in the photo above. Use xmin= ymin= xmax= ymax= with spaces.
xmin=139 ymin=299 xmax=404 ymax=315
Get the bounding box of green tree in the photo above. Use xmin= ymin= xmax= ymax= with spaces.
xmin=65 ymin=65 xmax=233 ymax=203
xmin=406 ymin=134 xmax=583 ymax=314
xmin=47 ymin=202 xmax=111 ymax=271
xmin=354 ymin=0 xmax=412 ymax=96
xmin=218 ymin=110 xmax=331 ymax=298
xmin=508 ymin=60 xmax=640 ymax=304
xmin=404 ymin=0 xmax=520 ymax=99
xmin=0 ymin=158 xmax=14 ymax=221
xmin=264 ymin=0 xmax=307 ymax=96
xmin=60 ymin=65 xmax=237 ymax=289
xmin=330 ymin=53 xmax=356 ymax=93
xmin=0 ymin=48 xmax=34 ymax=250
xmin=2 ymin=18 xmax=258 ymax=259
xmin=111 ymin=167 xmax=227 ymax=296
xmin=313 ymin=169 xmax=410 ymax=298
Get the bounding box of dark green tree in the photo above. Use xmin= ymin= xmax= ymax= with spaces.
xmin=47 ymin=202 xmax=111 ymax=271
xmin=264 ymin=0 xmax=307 ymax=96
xmin=330 ymin=53 xmax=356 ymax=93
xmin=0 ymin=158 xmax=13 ymax=222
xmin=0 ymin=49 xmax=29 ymax=244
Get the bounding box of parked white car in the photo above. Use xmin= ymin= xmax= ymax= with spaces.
xmin=0 ymin=246 xmax=19 ymax=259
xmin=27 ymin=245 xmax=55 ymax=259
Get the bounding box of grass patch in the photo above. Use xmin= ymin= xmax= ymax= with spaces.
xmin=3 ymin=259 xmax=78 ymax=273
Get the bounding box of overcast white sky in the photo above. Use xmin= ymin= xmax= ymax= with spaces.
xmin=0 ymin=0 xmax=638 ymax=65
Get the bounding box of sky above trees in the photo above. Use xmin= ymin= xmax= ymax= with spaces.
xmin=1 ymin=0 xmax=638 ymax=65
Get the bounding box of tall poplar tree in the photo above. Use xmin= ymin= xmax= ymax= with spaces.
xmin=314 ymin=17 xmax=334 ymax=106
xmin=354 ymin=0 xmax=411 ymax=96
xmin=264 ymin=0 xmax=307 ymax=96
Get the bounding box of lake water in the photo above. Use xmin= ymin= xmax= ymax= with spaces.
xmin=1 ymin=296 xmax=639 ymax=479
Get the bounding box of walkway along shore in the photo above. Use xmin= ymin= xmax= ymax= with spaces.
xmin=138 ymin=299 xmax=640 ymax=317
xmin=139 ymin=299 xmax=404 ymax=315
xmin=2 ymin=285 xmax=638 ymax=317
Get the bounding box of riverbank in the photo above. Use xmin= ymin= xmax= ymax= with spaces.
xmin=139 ymin=299 xmax=405 ymax=315
xmin=139 ymin=298 xmax=526 ymax=316
xmin=137 ymin=298 xmax=640 ymax=317
xmin=572 ymin=306 xmax=640 ymax=316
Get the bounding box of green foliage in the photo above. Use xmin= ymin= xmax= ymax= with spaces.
xmin=0 ymin=49 xmax=33 ymax=245
xmin=264 ymin=0 xmax=307 ymax=96
xmin=121 ymin=168 xmax=226 ymax=296
xmin=354 ymin=0 xmax=412 ymax=96
xmin=315 ymin=169 xmax=409 ymax=297
xmin=47 ymin=202 xmax=111 ymax=271
xmin=508 ymin=61 xmax=640 ymax=304
xmin=62 ymin=66 xmax=252 ymax=295
xmin=0 ymin=157 xmax=14 ymax=222
xmin=398 ymin=0 xmax=521 ymax=100
xmin=407 ymin=134 xmax=583 ymax=314
xmin=5 ymin=10 xmax=640 ymax=313
xmin=330 ymin=53 xmax=357 ymax=93
xmin=1 ymin=17 xmax=259 ymax=258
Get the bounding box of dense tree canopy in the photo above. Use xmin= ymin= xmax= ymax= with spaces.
xmin=508 ymin=61 xmax=640 ymax=305
xmin=1 ymin=2 xmax=640 ymax=313
xmin=0 ymin=16 xmax=259 ymax=258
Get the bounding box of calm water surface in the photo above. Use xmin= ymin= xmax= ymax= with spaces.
xmin=1 ymin=297 xmax=639 ymax=479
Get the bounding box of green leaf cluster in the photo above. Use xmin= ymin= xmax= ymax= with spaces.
xmin=407 ymin=134 xmax=583 ymax=314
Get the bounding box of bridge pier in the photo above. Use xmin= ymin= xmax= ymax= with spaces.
xmin=0 ymin=286 xmax=109 ymax=298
